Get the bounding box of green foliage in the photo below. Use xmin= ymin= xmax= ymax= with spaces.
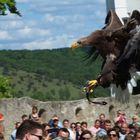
xmin=0 ymin=48 xmax=110 ymax=101
xmin=0 ymin=75 xmax=12 ymax=98
xmin=0 ymin=0 xmax=21 ymax=16
xmin=0 ymin=0 xmax=20 ymax=98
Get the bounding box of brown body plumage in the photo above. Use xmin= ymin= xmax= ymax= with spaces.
xmin=71 ymin=10 xmax=140 ymax=103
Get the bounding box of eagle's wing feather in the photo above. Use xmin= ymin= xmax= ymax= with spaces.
xmin=71 ymin=10 xmax=140 ymax=103
xmin=103 ymin=10 xmax=123 ymax=30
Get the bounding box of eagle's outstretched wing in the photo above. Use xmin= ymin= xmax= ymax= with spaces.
xmin=103 ymin=10 xmax=123 ymax=30
xmin=109 ymin=10 xmax=140 ymax=89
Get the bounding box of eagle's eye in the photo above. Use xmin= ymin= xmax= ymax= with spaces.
xmin=77 ymin=41 xmax=82 ymax=44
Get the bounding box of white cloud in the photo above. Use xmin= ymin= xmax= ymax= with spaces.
xmin=10 ymin=21 xmax=24 ymax=29
xmin=95 ymin=10 xmax=106 ymax=20
xmin=0 ymin=0 xmax=106 ymax=50
xmin=17 ymin=26 xmax=51 ymax=37
xmin=0 ymin=20 xmax=24 ymax=30
xmin=98 ymin=0 xmax=106 ymax=4
xmin=0 ymin=34 xmax=73 ymax=50
xmin=21 ymin=34 xmax=71 ymax=50
xmin=0 ymin=31 xmax=13 ymax=40
xmin=43 ymin=14 xmax=55 ymax=22
xmin=43 ymin=14 xmax=69 ymax=24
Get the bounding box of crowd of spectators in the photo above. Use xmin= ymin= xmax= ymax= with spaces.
xmin=0 ymin=106 xmax=140 ymax=140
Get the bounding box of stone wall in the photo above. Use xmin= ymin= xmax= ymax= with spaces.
xmin=0 ymin=95 xmax=140 ymax=139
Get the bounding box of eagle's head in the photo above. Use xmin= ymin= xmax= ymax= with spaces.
xmin=71 ymin=30 xmax=107 ymax=48
xmin=71 ymin=30 xmax=114 ymax=60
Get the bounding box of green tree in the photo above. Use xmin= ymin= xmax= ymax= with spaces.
xmin=0 ymin=0 xmax=21 ymax=16
xmin=0 ymin=1 xmax=20 ymax=99
xmin=0 ymin=75 xmax=12 ymax=98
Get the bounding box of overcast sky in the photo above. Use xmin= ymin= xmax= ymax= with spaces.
xmin=0 ymin=0 xmax=106 ymax=50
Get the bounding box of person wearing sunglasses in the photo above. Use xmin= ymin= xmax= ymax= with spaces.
xmin=53 ymin=128 xmax=70 ymax=140
xmin=107 ymin=128 xmax=120 ymax=140
xmin=70 ymin=123 xmax=76 ymax=140
xmin=79 ymin=130 xmax=93 ymax=140
xmin=16 ymin=120 xmax=43 ymax=140
xmin=70 ymin=123 xmax=76 ymax=132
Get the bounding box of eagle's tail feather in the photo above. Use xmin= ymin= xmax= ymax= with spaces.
xmin=110 ymin=84 xmax=131 ymax=103
xmin=110 ymin=71 xmax=140 ymax=103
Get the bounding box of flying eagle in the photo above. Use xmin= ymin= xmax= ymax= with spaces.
xmin=71 ymin=10 xmax=140 ymax=104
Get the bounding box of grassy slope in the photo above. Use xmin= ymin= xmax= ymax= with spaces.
xmin=0 ymin=48 xmax=110 ymax=101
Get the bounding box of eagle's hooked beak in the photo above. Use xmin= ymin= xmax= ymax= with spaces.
xmin=71 ymin=41 xmax=82 ymax=49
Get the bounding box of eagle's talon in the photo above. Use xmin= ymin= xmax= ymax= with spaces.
xmin=84 ymin=80 xmax=98 ymax=93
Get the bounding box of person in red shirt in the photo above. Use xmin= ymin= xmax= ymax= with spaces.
xmin=0 ymin=113 xmax=4 ymax=133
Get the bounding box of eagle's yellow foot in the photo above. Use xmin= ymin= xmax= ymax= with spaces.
xmin=83 ymin=80 xmax=98 ymax=93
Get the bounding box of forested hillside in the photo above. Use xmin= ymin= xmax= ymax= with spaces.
xmin=0 ymin=48 xmax=110 ymax=101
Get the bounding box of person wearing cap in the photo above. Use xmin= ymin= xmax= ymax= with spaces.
xmin=48 ymin=115 xmax=63 ymax=128
xmin=48 ymin=115 xmax=62 ymax=139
